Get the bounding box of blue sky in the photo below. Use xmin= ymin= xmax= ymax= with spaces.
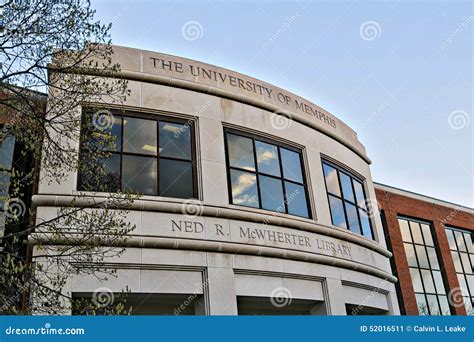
xmin=92 ymin=0 xmax=473 ymax=207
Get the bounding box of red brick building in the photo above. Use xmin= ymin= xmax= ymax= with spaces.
xmin=375 ymin=183 xmax=474 ymax=316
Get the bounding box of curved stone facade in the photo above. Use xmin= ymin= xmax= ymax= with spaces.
xmin=33 ymin=45 xmax=399 ymax=315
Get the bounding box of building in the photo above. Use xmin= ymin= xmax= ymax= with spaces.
xmin=376 ymin=183 xmax=474 ymax=316
xmin=30 ymin=45 xmax=400 ymax=315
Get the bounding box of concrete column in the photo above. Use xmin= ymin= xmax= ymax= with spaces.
xmin=324 ymin=278 xmax=347 ymax=315
xmin=205 ymin=267 xmax=238 ymax=315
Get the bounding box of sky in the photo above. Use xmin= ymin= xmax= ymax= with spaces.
xmin=91 ymin=0 xmax=473 ymax=207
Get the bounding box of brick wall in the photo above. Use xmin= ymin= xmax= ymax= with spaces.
xmin=375 ymin=185 xmax=474 ymax=315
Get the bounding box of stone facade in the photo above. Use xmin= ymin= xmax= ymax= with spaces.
xmin=31 ymin=46 xmax=399 ymax=315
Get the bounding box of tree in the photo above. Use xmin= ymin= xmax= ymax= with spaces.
xmin=0 ymin=0 xmax=135 ymax=314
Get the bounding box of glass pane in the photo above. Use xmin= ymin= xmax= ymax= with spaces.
xmin=285 ymin=182 xmax=309 ymax=218
xmin=323 ymin=164 xmax=341 ymax=196
xmin=445 ymin=229 xmax=457 ymax=250
xmin=427 ymin=247 xmax=440 ymax=270
xmin=359 ymin=209 xmax=373 ymax=239
xmin=410 ymin=221 xmax=424 ymax=244
xmin=280 ymin=148 xmax=303 ymax=183
xmin=255 ymin=141 xmax=280 ymax=177
xmin=421 ymin=224 xmax=434 ymax=246
xmin=415 ymin=293 xmax=428 ymax=315
xmin=457 ymin=274 xmax=468 ymax=293
xmin=230 ymin=169 xmax=259 ymax=208
xmin=159 ymin=121 xmax=191 ymax=160
xmin=328 ymin=195 xmax=346 ymax=228
xmin=432 ymin=271 xmax=446 ymax=294
xmin=398 ymin=219 xmax=412 ymax=243
xmin=461 ymin=253 xmax=472 ymax=274
xmin=339 ymin=173 xmax=355 ymax=203
xmin=438 ymin=296 xmax=451 ymax=315
xmin=404 ymin=243 xmax=418 ymax=267
xmin=0 ymin=172 xmax=10 ymax=205
xmin=123 ymin=117 xmax=157 ymax=156
xmin=452 ymin=252 xmax=463 ymax=273
xmin=415 ymin=245 xmax=430 ymax=269
xmin=353 ymin=180 xmax=366 ymax=208
xmin=345 ymin=203 xmax=361 ymax=235
xmin=0 ymin=133 xmax=15 ymax=169
xmin=465 ymin=233 xmax=474 ymax=253
xmin=455 ymin=231 xmax=467 ymax=252
xmin=86 ymin=114 xmax=122 ymax=152
xmin=122 ymin=155 xmax=157 ymax=195
xmin=410 ymin=268 xmax=424 ymax=292
xmin=426 ymin=294 xmax=440 ymax=315
xmin=421 ymin=269 xmax=436 ymax=293
xmin=80 ymin=153 xmax=120 ymax=192
xmin=227 ymin=134 xmax=255 ymax=171
xmin=467 ymin=275 xmax=474 ymax=295
xmin=259 ymin=175 xmax=284 ymax=212
xmin=159 ymin=159 xmax=193 ymax=199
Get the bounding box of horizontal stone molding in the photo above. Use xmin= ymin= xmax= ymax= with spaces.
xmin=32 ymin=194 xmax=392 ymax=258
xmin=29 ymin=233 xmax=396 ymax=283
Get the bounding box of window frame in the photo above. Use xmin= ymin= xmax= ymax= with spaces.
xmin=223 ymin=128 xmax=312 ymax=219
xmin=399 ymin=216 xmax=452 ymax=316
xmin=321 ymin=159 xmax=374 ymax=239
xmin=78 ymin=108 xmax=198 ymax=199
xmin=445 ymin=225 xmax=474 ymax=315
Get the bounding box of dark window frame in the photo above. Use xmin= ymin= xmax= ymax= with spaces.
xmin=321 ymin=159 xmax=374 ymax=239
xmin=223 ymin=128 xmax=312 ymax=219
xmin=398 ymin=216 xmax=452 ymax=316
xmin=445 ymin=225 xmax=474 ymax=315
xmin=78 ymin=108 xmax=198 ymax=199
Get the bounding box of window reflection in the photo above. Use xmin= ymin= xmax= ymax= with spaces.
xmin=400 ymin=217 xmax=451 ymax=316
xmin=122 ymin=155 xmax=157 ymax=195
xmin=227 ymin=134 xmax=255 ymax=171
xmin=159 ymin=121 xmax=191 ymax=159
xmin=255 ymin=141 xmax=280 ymax=177
xmin=79 ymin=110 xmax=196 ymax=199
xmin=230 ymin=170 xmax=259 ymax=208
xmin=123 ymin=117 xmax=157 ymax=156
xmin=280 ymin=148 xmax=303 ymax=183
xmin=445 ymin=226 xmax=474 ymax=315
xmin=322 ymin=161 xmax=373 ymax=239
xmin=225 ymin=131 xmax=310 ymax=218
xmin=160 ymin=159 xmax=193 ymax=198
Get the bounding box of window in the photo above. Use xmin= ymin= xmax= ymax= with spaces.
xmin=78 ymin=109 xmax=196 ymax=199
xmin=399 ymin=217 xmax=451 ymax=315
xmin=322 ymin=161 xmax=373 ymax=239
xmin=224 ymin=130 xmax=310 ymax=218
xmin=445 ymin=226 xmax=474 ymax=315
xmin=0 ymin=128 xmax=15 ymax=227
